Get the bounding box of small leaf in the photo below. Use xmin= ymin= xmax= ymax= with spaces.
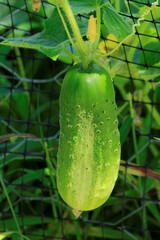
xmin=102 ymin=5 xmax=132 ymax=41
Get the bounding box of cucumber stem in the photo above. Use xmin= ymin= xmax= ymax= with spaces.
xmin=56 ymin=4 xmax=76 ymax=49
xmin=58 ymin=0 xmax=87 ymax=55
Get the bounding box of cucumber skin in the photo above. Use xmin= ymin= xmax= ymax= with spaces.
xmin=57 ymin=63 xmax=120 ymax=211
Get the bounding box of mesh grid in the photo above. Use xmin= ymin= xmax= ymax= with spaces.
xmin=0 ymin=0 xmax=160 ymax=239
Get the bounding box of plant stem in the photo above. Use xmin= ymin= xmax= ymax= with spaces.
xmin=92 ymin=57 xmax=109 ymax=72
xmin=0 ymin=176 xmax=22 ymax=235
xmin=57 ymin=0 xmax=87 ymax=55
xmin=15 ymin=47 xmax=30 ymax=103
xmin=129 ymin=93 xmax=143 ymax=194
xmin=129 ymin=93 xmax=139 ymax=163
xmin=14 ymin=48 xmax=26 ymax=79
xmin=43 ymin=141 xmax=61 ymax=220
xmin=56 ymin=4 xmax=76 ymax=49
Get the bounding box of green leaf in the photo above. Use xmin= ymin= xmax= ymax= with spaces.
xmin=0 ymin=231 xmax=30 ymax=240
xmin=12 ymin=92 xmax=29 ymax=119
xmin=47 ymin=0 xmax=57 ymax=5
xmin=120 ymin=116 xmax=132 ymax=146
xmin=0 ymin=5 xmax=89 ymax=60
xmin=102 ymin=5 xmax=132 ymax=40
xmin=1 ymin=8 xmax=70 ymax=59
xmin=139 ymin=62 xmax=160 ymax=81
xmin=2 ymin=216 xmax=54 ymax=228
xmin=0 ymin=169 xmax=44 ymax=202
xmin=139 ymin=42 xmax=160 ymax=67
xmin=70 ymin=1 xmax=95 ymax=14
xmin=69 ymin=0 xmax=105 ymax=14
xmin=138 ymin=4 xmax=160 ymax=21
xmin=48 ymin=0 xmax=106 ymax=14
xmin=0 ymin=232 xmax=18 ymax=240
xmin=0 ymin=46 xmax=15 ymax=74
xmin=58 ymin=49 xmax=73 ymax=64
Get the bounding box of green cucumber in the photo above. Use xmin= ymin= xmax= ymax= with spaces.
xmin=57 ymin=63 xmax=120 ymax=212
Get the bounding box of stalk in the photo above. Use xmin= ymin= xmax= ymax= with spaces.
xmin=0 ymin=176 xmax=22 ymax=235
xmin=56 ymin=4 xmax=76 ymax=49
xmin=56 ymin=0 xmax=87 ymax=56
xmin=129 ymin=93 xmax=143 ymax=194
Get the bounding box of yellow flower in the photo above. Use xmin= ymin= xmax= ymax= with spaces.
xmin=87 ymin=15 xmax=97 ymax=43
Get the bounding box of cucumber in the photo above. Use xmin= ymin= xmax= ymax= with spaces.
xmin=57 ymin=63 xmax=120 ymax=212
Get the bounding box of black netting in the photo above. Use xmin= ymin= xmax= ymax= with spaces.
xmin=0 ymin=0 xmax=160 ymax=239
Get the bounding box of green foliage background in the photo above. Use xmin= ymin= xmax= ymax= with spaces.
xmin=0 ymin=0 xmax=160 ymax=239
